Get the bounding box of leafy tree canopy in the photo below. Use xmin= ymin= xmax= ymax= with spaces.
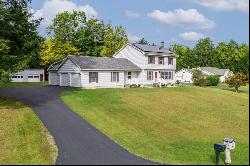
xmin=0 ymin=0 xmax=42 ymax=80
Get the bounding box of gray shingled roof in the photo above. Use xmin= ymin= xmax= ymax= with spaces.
xmin=49 ymin=56 xmax=141 ymax=71
xmin=132 ymin=43 xmax=174 ymax=55
xmin=47 ymin=60 xmax=64 ymax=71
xmin=200 ymin=67 xmax=229 ymax=76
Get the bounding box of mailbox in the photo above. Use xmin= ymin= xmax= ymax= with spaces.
xmin=214 ymin=143 xmax=226 ymax=152
xmin=214 ymin=143 xmax=226 ymax=165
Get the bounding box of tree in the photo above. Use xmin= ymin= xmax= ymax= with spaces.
xmin=192 ymin=69 xmax=207 ymax=87
xmin=214 ymin=40 xmax=249 ymax=75
xmin=170 ymin=44 xmax=194 ymax=71
xmin=137 ymin=38 xmax=149 ymax=45
xmin=100 ymin=24 xmax=128 ymax=57
xmin=192 ymin=37 xmax=215 ymax=67
xmin=48 ymin=11 xmax=128 ymax=57
xmin=225 ymin=73 xmax=248 ymax=93
xmin=0 ymin=0 xmax=42 ymax=80
xmin=40 ymin=38 xmax=80 ymax=69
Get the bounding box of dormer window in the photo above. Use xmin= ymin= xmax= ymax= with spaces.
xmin=158 ymin=57 xmax=164 ymax=65
xmin=148 ymin=56 xmax=155 ymax=64
xmin=168 ymin=57 xmax=173 ymax=65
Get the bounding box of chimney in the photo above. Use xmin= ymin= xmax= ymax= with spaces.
xmin=159 ymin=41 xmax=164 ymax=49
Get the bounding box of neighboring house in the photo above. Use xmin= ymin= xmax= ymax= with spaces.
xmin=175 ymin=67 xmax=233 ymax=83
xmin=48 ymin=42 xmax=177 ymax=88
xmin=10 ymin=69 xmax=45 ymax=82
xmin=197 ymin=67 xmax=233 ymax=82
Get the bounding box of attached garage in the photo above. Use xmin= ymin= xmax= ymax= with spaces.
xmin=49 ymin=72 xmax=59 ymax=85
xmin=71 ymin=73 xmax=81 ymax=87
xmin=60 ymin=73 xmax=70 ymax=86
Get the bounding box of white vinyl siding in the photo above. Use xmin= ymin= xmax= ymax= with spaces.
xmin=58 ymin=59 xmax=80 ymax=73
xmin=81 ymin=71 xmax=124 ymax=88
xmin=114 ymin=44 xmax=146 ymax=68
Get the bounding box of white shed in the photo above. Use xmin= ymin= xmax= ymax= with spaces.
xmin=175 ymin=69 xmax=193 ymax=83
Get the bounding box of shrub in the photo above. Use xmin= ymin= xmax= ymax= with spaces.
xmin=0 ymin=70 xmax=11 ymax=83
xmin=192 ymin=69 xmax=207 ymax=87
xmin=206 ymin=75 xmax=220 ymax=86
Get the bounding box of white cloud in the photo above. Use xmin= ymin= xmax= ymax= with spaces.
xmin=125 ymin=10 xmax=140 ymax=18
xmin=179 ymin=31 xmax=206 ymax=41
xmin=127 ymin=33 xmax=140 ymax=43
xmin=31 ymin=0 xmax=98 ymax=29
xmin=147 ymin=9 xmax=216 ymax=30
xmin=194 ymin=0 xmax=249 ymax=13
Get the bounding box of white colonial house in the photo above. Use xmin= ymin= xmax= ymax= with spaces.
xmin=10 ymin=69 xmax=45 ymax=82
xmin=48 ymin=42 xmax=177 ymax=88
xmin=175 ymin=67 xmax=233 ymax=83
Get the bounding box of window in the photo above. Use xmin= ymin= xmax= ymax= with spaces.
xmin=21 ymin=76 xmax=23 ymax=78
xmin=161 ymin=72 xmax=173 ymax=80
xmin=34 ymin=76 xmax=39 ymax=78
xmin=111 ymin=72 xmax=119 ymax=82
xmin=28 ymin=76 xmax=33 ymax=78
xmin=158 ymin=57 xmax=164 ymax=65
xmin=148 ymin=56 xmax=155 ymax=64
xmin=128 ymin=72 xmax=131 ymax=79
xmin=89 ymin=72 xmax=98 ymax=83
xmin=147 ymin=71 xmax=153 ymax=80
xmin=168 ymin=57 xmax=173 ymax=65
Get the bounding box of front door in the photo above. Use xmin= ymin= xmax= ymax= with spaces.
xmin=155 ymin=72 xmax=158 ymax=82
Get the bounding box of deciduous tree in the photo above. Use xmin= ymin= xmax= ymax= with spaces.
xmin=225 ymin=73 xmax=248 ymax=93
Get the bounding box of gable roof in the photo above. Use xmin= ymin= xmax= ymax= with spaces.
xmin=132 ymin=43 xmax=175 ymax=55
xmin=199 ymin=67 xmax=229 ymax=76
xmin=48 ymin=55 xmax=141 ymax=71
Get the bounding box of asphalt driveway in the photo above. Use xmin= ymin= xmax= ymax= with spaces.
xmin=0 ymin=86 xmax=156 ymax=165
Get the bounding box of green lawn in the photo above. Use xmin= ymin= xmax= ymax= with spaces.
xmin=61 ymin=85 xmax=249 ymax=165
xmin=0 ymin=82 xmax=48 ymax=88
xmin=0 ymin=97 xmax=57 ymax=164
xmin=211 ymin=83 xmax=249 ymax=93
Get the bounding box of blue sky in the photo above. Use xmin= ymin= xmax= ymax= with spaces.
xmin=31 ymin=0 xmax=249 ymax=47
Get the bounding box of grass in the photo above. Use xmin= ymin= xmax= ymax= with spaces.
xmin=0 ymin=82 xmax=48 ymax=88
xmin=211 ymin=83 xmax=249 ymax=93
xmin=61 ymin=85 xmax=249 ymax=165
xmin=0 ymin=97 xmax=57 ymax=164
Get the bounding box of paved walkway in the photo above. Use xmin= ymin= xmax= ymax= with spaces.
xmin=0 ymin=86 xmax=156 ymax=165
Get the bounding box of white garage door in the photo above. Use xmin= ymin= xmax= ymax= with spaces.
xmin=28 ymin=75 xmax=40 ymax=82
xmin=60 ymin=73 xmax=70 ymax=86
xmin=49 ymin=72 xmax=59 ymax=85
xmin=71 ymin=73 xmax=81 ymax=87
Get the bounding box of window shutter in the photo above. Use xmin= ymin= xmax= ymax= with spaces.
xmin=89 ymin=72 xmax=91 ymax=83
xmin=96 ymin=72 xmax=98 ymax=83
xmin=117 ymin=72 xmax=119 ymax=82
xmin=111 ymin=72 xmax=112 ymax=82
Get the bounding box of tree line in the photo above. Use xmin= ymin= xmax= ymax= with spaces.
xmin=170 ymin=38 xmax=249 ymax=76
